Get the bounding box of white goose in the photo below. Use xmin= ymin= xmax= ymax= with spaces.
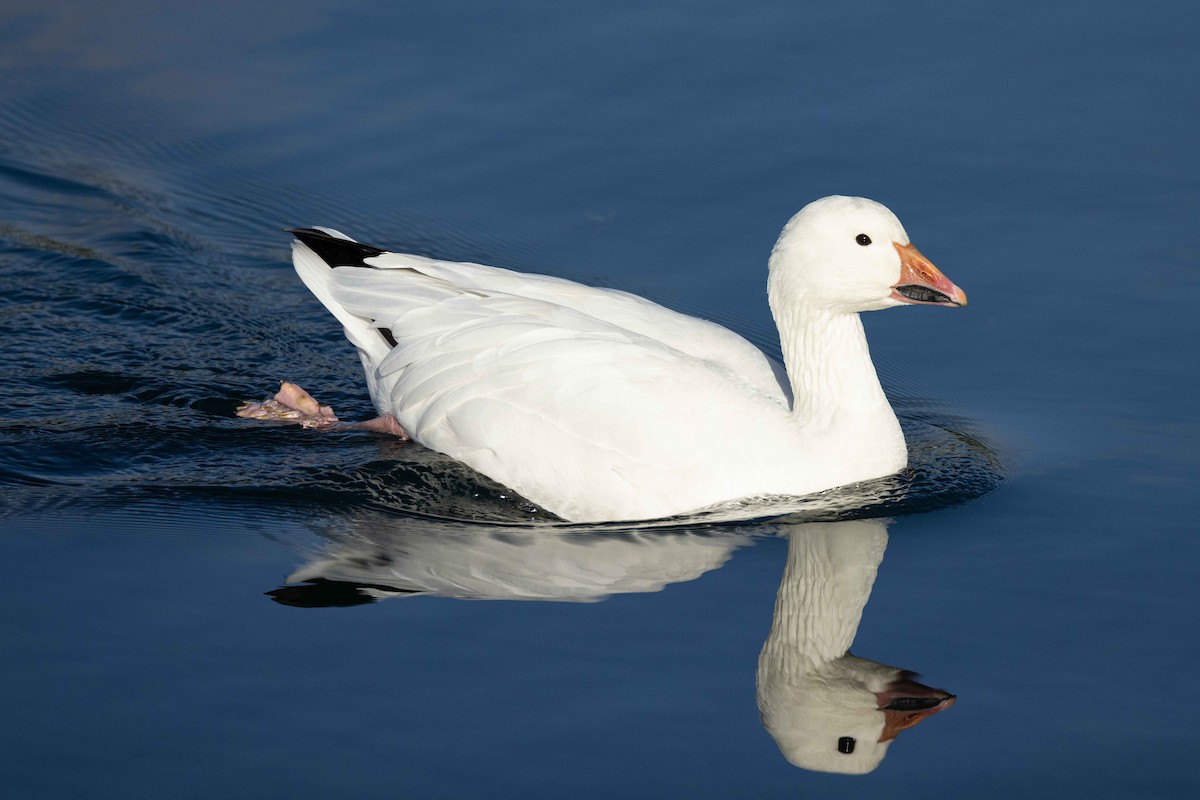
xmin=253 ymin=196 xmax=966 ymax=522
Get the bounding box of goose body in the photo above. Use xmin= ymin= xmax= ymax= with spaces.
xmin=289 ymin=196 xmax=966 ymax=522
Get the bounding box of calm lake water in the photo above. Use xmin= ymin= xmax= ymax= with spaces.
xmin=2 ymin=1 xmax=1198 ymax=797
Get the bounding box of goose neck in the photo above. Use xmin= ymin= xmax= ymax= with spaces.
xmin=771 ymin=303 xmax=890 ymax=422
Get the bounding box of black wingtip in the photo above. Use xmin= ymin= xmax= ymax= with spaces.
xmin=288 ymin=227 xmax=388 ymax=268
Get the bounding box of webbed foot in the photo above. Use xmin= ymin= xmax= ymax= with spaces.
xmin=238 ymin=382 xmax=411 ymax=440
xmin=238 ymin=381 xmax=340 ymax=429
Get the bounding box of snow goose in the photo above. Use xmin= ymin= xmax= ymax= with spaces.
xmin=247 ymin=196 xmax=966 ymax=522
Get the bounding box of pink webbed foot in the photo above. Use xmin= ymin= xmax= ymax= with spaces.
xmin=237 ymin=381 xmax=340 ymax=429
xmin=237 ymin=381 xmax=409 ymax=440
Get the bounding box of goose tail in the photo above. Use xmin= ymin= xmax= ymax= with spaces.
xmin=288 ymin=227 xmax=394 ymax=366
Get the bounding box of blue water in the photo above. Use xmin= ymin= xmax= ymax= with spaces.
xmin=2 ymin=0 xmax=1198 ymax=797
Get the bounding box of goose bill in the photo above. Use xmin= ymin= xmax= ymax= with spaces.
xmin=891 ymin=242 xmax=968 ymax=307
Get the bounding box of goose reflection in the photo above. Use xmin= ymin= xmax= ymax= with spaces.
xmin=269 ymin=519 xmax=751 ymax=603
xmin=269 ymin=514 xmax=953 ymax=773
xmin=757 ymin=520 xmax=954 ymax=774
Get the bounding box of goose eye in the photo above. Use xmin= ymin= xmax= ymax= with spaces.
xmin=837 ymin=736 xmax=856 ymax=754
xmin=855 ymin=234 xmax=871 ymax=246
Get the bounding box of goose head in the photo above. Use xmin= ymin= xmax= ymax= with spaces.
xmin=768 ymin=196 xmax=967 ymax=314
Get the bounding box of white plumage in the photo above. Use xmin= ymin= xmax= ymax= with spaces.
xmin=289 ymin=196 xmax=966 ymax=522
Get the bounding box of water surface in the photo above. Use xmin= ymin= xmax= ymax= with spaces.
xmin=2 ymin=1 xmax=1198 ymax=798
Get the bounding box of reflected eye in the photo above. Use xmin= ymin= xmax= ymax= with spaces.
xmin=837 ymin=736 xmax=856 ymax=754
xmin=855 ymin=234 xmax=871 ymax=246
